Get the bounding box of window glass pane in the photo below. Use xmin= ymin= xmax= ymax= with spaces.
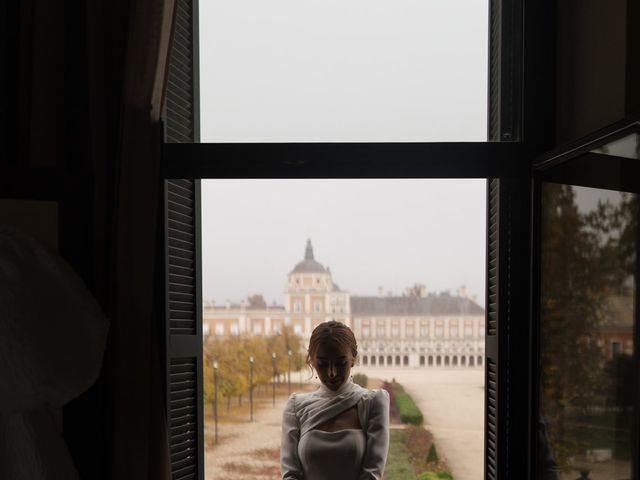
xmin=199 ymin=1 xmax=488 ymax=142
xmin=539 ymin=182 xmax=637 ymax=480
xmin=201 ymin=179 xmax=486 ymax=479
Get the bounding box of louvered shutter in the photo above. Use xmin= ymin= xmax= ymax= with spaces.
xmin=165 ymin=178 xmax=202 ymax=480
xmin=485 ymin=177 xmax=531 ymax=480
xmin=165 ymin=0 xmax=200 ymax=144
xmin=163 ymin=0 xmax=202 ymax=479
xmin=485 ymin=179 xmax=501 ymax=480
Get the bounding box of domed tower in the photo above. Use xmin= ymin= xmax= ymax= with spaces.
xmin=285 ymin=240 xmax=350 ymax=337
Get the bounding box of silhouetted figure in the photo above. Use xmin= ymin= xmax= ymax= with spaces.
xmin=281 ymin=321 xmax=390 ymax=479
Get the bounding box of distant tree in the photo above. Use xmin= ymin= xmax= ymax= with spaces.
xmin=247 ymin=294 xmax=267 ymax=309
xmin=404 ymin=283 xmax=427 ymax=297
xmin=203 ymin=326 xmax=305 ymax=404
xmin=540 ymin=184 xmax=605 ymax=464
xmin=204 ymin=336 xmax=248 ymax=409
xmin=539 ymin=184 xmax=637 ymax=465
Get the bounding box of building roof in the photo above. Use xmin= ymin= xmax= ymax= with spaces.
xmin=350 ymin=294 xmax=484 ymax=316
xmin=207 ymin=304 xmax=285 ymax=312
xmin=291 ymin=239 xmax=327 ymax=274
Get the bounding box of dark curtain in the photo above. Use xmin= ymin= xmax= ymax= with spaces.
xmin=3 ymin=0 xmax=176 ymax=478
xmin=101 ymin=0 xmax=175 ymax=478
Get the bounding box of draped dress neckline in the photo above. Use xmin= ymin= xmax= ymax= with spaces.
xmin=296 ymin=380 xmax=369 ymax=438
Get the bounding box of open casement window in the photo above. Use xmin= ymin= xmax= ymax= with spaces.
xmin=532 ymin=120 xmax=640 ymax=480
xmin=159 ymin=0 xmax=544 ymax=479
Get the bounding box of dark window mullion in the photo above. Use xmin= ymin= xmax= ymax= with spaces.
xmin=161 ymin=142 xmax=523 ymax=179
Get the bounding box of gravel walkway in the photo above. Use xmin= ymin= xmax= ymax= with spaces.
xmin=205 ymin=397 xmax=286 ymax=479
xmin=360 ymin=367 xmax=485 ymax=480
xmin=205 ymin=383 xmax=318 ymax=480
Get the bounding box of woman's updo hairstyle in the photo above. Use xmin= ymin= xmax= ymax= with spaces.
xmin=306 ymin=320 xmax=358 ymax=369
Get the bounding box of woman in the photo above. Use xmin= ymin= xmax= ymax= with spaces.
xmin=281 ymin=321 xmax=390 ymax=480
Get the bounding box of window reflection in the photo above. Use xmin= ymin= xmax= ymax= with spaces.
xmin=539 ymin=183 xmax=637 ymax=480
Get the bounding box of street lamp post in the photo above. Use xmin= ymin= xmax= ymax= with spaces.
xmin=287 ymin=350 xmax=292 ymax=394
xmin=249 ymin=356 xmax=254 ymax=422
xmin=271 ymin=352 xmax=277 ymax=406
xmin=213 ymin=360 xmax=219 ymax=444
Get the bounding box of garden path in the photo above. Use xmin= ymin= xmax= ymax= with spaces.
xmin=360 ymin=367 xmax=484 ymax=480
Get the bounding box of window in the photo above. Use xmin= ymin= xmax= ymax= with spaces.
xmin=535 ymin=128 xmax=639 ymax=480
xmin=161 ymin=0 xmax=538 ymax=477
xmin=314 ymin=301 xmax=322 ymax=313
xmin=293 ymin=302 xmax=301 ymax=313
xmin=294 ymin=324 xmax=302 ymax=335
xmin=215 ymin=324 xmax=224 ymax=335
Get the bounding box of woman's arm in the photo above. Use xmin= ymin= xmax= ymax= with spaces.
xmin=280 ymin=394 xmax=304 ymax=480
xmin=359 ymin=389 xmax=390 ymax=480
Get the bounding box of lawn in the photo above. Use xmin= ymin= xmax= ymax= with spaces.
xmin=384 ymin=429 xmax=419 ymax=480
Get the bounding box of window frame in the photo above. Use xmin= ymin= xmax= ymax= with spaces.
xmin=160 ymin=0 xmax=558 ymax=479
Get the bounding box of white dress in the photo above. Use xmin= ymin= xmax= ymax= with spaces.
xmin=280 ymin=380 xmax=390 ymax=480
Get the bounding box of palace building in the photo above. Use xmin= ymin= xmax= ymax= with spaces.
xmin=203 ymin=240 xmax=485 ymax=368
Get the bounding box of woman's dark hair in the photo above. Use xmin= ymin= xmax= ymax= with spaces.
xmin=306 ymin=320 xmax=358 ymax=369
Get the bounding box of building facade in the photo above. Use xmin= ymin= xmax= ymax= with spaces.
xmin=203 ymin=240 xmax=486 ymax=368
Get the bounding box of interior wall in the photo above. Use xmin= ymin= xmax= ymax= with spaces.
xmin=555 ymin=0 xmax=628 ymax=143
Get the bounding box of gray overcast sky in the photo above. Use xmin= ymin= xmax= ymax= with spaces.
xmin=199 ymin=1 xmax=488 ymax=306
xmin=202 ymin=180 xmax=486 ymax=307
xmin=199 ymin=0 xmax=488 ymax=142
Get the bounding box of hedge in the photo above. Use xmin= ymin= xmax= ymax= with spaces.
xmin=395 ymin=391 xmax=423 ymax=425
xmin=417 ymin=471 xmax=453 ymax=480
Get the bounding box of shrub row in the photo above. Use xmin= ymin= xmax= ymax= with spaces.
xmin=395 ymin=391 xmax=424 ymax=425
xmin=418 ymin=471 xmax=453 ymax=480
